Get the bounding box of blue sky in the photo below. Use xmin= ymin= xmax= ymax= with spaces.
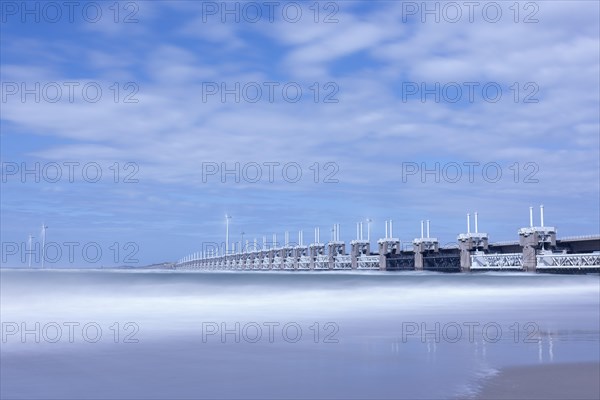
xmin=1 ymin=1 xmax=599 ymax=267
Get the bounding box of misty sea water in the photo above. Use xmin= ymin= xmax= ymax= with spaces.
xmin=1 ymin=269 xmax=599 ymax=399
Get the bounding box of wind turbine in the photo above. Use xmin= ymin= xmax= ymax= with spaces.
xmin=27 ymin=234 xmax=35 ymax=268
xmin=41 ymin=223 xmax=48 ymax=269
xmin=225 ymin=214 xmax=232 ymax=254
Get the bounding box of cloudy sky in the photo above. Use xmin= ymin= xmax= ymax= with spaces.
xmin=1 ymin=1 xmax=599 ymax=267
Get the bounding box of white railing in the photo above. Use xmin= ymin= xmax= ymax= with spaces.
xmin=272 ymin=256 xmax=283 ymax=270
xmin=357 ymin=255 xmax=380 ymax=269
xmin=333 ymin=255 xmax=352 ymax=269
xmin=284 ymin=257 xmax=295 ymax=270
xmin=471 ymin=253 xmax=524 ymax=269
xmin=298 ymin=256 xmax=311 ymax=270
xmin=537 ymin=253 xmax=600 ymax=269
xmin=314 ymin=255 xmax=329 ymax=269
xmin=261 ymin=256 xmax=270 ymax=269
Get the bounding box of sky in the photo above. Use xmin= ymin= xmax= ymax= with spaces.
xmin=1 ymin=0 xmax=599 ymax=267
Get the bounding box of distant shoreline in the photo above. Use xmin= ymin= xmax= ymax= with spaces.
xmin=0 ymin=263 xmax=176 ymax=270
xmin=114 ymin=262 xmax=175 ymax=269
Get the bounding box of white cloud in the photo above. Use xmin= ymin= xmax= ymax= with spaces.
xmin=1 ymin=1 xmax=598 ymax=253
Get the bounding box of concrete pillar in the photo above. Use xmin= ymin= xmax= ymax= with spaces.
xmin=284 ymin=248 xmax=290 ymax=268
xmin=258 ymin=250 xmax=266 ymax=269
xmin=350 ymin=240 xmax=370 ymax=269
xmin=414 ymin=245 xmax=424 ymax=270
xmin=519 ymin=231 xmax=540 ymax=272
xmin=288 ymin=247 xmax=295 ymax=269
xmin=522 ymin=242 xmax=537 ymax=272
xmin=457 ymin=234 xmax=489 ymax=272
xmin=267 ymin=249 xmax=275 ymax=269
xmin=292 ymin=247 xmax=304 ymax=269
xmin=459 ymin=240 xmax=471 ymax=271
xmin=328 ymin=242 xmax=345 ymax=269
xmin=413 ymin=239 xmax=439 ymax=271
xmin=309 ymin=244 xmax=324 ymax=269
xmin=518 ymin=227 xmax=557 ymax=272
xmin=274 ymin=248 xmax=281 ymax=269
xmin=379 ymin=241 xmax=388 ymax=270
xmin=378 ymin=239 xmax=400 ymax=271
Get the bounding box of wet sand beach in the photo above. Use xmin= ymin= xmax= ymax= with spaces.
xmin=474 ymin=362 xmax=600 ymax=399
